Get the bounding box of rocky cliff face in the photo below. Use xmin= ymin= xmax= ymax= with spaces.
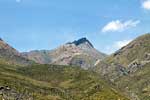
xmin=22 ymin=37 xmax=106 ymax=69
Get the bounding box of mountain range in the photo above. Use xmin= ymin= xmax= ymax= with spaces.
xmin=22 ymin=37 xmax=106 ymax=69
xmin=0 ymin=33 xmax=150 ymax=100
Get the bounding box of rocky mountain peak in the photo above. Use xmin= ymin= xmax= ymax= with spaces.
xmin=22 ymin=37 xmax=106 ymax=68
xmin=0 ymin=38 xmax=3 ymax=41
xmin=67 ymin=37 xmax=94 ymax=48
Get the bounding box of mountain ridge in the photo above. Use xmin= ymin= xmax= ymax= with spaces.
xmin=0 ymin=38 xmax=33 ymax=65
xmin=22 ymin=37 xmax=106 ymax=69
xmin=94 ymin=33 xmax=150 ymax=100
xmin=67 ymin=37 xmax=94 ymax=48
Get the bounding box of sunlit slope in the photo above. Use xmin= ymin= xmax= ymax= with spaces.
xmin=94 ymin=33 xmax=150 ymax=100
xmin=105 ymin=33 xmax=150 ymax=66
xmin=94 ymin=33 xmax=150 ymax=79
xmin=0 ymin=64 xmax=129 ymax=100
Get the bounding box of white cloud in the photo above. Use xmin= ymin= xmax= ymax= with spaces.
xmin=114 ymin=40 xmax=132 ymax=49
xmin=16 ymin=0 xmax=21 ymax=3
xmin=104 ymin=39 xmax=132 ymax=54
xmin=102 ymin=20 xmax=140 ymax=32
xmin=142 ymin=0 xmax=150 ymax=10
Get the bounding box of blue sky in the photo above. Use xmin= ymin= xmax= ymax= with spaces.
xmin=0 ymin=0 xmax=150 ymax=54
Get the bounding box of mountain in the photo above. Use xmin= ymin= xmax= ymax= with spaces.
xmin=94 ymin=33 xmax=150 ymax=100
xmin=0 ymin=37 xmax=128 ymax=100
xmin=22 ymin=37 xmax=106 ymax=69
xmin=94 ymin=33 xmax=150 ymax=78
xmin=0 ymin=34 xmax=149 ymax=100
xmin=0 ymin=38 xmax=33 ymax=65
xmin=106 ymin=33 xmax=150 ymax=67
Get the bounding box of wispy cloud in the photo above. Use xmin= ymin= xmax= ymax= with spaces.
xmin=104 ymin=39 xmax=132 ymax=54
xmin=142 ymin=0 xmax=150 ymax=10
xmin=102 ymin=20 xmax=140 ymax=33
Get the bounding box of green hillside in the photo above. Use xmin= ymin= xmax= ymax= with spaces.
xmin=102 ymin=33 xmax=150 ymax=67
xmin=115 ymin=63 xmax=150 ymax=100
xmin=94 ymin=33 xmax=150 ymax=100
xmin=94 ymin=33 xmax=150 ymax=78
xmin=0 ymin=63 xmax=129 ymax=100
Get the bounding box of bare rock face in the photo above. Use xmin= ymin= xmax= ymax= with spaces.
xmin=51 ymin=43 xmax=83 ymax=65
xmin=127 ymin=52 xmax=150 ymax=73
xmin=22 ymin=37 xmax=106 ymax=69
xmin=127 ymin=59 xmax=142 ymax=73
xmin=145 ymin=53 xmax=150 ymax=60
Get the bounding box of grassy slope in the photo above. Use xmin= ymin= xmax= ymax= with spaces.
xmin=0 ymin=63 xmax=129 ymax=100
xmin=94 ymin=33 xmax=150 ymax=100
xmin=115 ymin=63 xmax=150 ymax=100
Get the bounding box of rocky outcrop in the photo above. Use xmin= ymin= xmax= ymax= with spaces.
xmin=127 ymin=53 xmax=150 ymax=73
xmin=127 ymin=59 xmax=142 ymax=73
xmin=0 ymin=86 xmax=33 ymax=100
xmin=145 ymin=53 xmax=150 ymax=60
